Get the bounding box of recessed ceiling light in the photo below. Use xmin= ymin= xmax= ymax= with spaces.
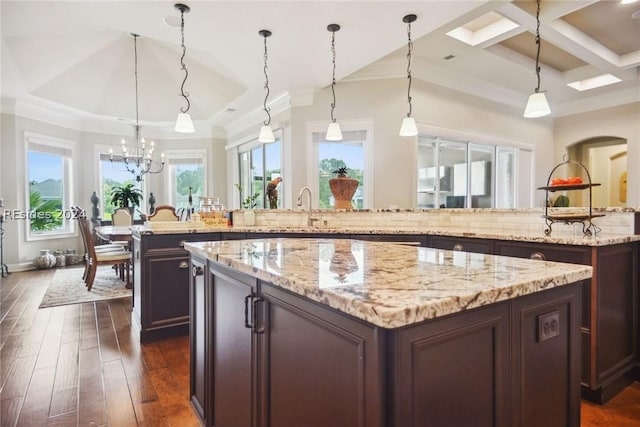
xmin=446 ymin=12 xmax=518 ymax=46
xmin=163 ymin=16 xmax=181 ymax=27
xmin=567 ymin=74 xmax=622 ymax=91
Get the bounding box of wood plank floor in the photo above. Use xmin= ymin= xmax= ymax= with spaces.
xmin=2 ymin=268 xmax=640 ymax=426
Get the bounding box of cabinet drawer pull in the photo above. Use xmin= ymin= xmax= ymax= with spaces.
xmin=178 ymin=261 xmax=189 ymax=269
xmin=192 ymin=265 xmax=204 ymax=276
xmin=453 ymin=243 xmax=464 ymax=251
xmin=530 ymin=251 xmax=546 ymax=261
xmin=244 ymin=295 xmax=254 ymax=329
xmin=178 ymin=240 xmax=186 ymax=247
xmin=252 ymin=297 xmax=265 ymax=334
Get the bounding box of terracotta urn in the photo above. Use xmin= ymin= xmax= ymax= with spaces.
xmin=329 ymin=177 xmax=359 ymax=209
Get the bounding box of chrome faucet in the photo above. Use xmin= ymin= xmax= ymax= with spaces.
xmin=297 ymin=187 xmax=312 ymax=211
xmin=297 ymin=187 xmax=318 ymax=226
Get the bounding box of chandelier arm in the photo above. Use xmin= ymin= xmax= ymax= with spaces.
xmin=262 ymin=34 xmax=271 ymax=126
xmin=178 ymin=8 xmax=191 ymax=114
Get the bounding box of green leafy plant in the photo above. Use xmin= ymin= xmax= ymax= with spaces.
xmin=332 ymin=166 xmax=349 ymax=177
xmin=110 ymin=183 xmax=142 ymax=208
xmin=235 ymin=184 xmax=261 ymax=209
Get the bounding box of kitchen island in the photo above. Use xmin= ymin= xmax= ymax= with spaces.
xmin=185 ymin=238 xmax=592 ymax=427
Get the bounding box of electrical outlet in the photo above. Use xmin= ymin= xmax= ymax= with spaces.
xmin=538 ymin=311 xmax=560 ymax=342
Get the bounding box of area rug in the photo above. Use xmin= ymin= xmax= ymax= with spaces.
xmin=39 ymin=266 xmax=131 ymax=308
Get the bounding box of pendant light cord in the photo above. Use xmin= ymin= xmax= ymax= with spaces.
xmin=534 ymin=0 xmax=542 ymax=94
xmin=262 ymin=34 xmax=271 ymax=126
xmin=406 ymin=20 xmax=413 ymax=118
xmin=179 ymin=8 xmax=190 ymax=114
xmin=330 ymin=29 xmax=337 ymax=123
xmin=133 ymin=34 xmax=139 ymax=126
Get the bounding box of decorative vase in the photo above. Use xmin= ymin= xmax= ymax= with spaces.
xmin=34 ymin=249 xmax=57 ymax=269
xmin=53 ymin=249 xmax=66 ymax=267
xmin=329 ymin=177 xmax=359 ymax=210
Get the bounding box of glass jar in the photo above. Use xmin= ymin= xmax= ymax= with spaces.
xmin=33 ymin=249 xmax=57 ymax=269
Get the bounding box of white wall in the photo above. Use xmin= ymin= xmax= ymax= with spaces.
xmin=554 ymin=103 xmax=640 ymax=206
xmin=289 ymin=78 xmax=554 ymax=209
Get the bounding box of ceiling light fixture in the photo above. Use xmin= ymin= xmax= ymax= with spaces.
xmin=400 ymin=14 xmax=418 ymax=137
xmin=258 ymin=29 xmax=275 ymax=143
xmin=326 ymin=23 xmax=342 ymax=141
xmin=110 ymin=34 xmax=165 ymax=182
xmin=174 ymin=3 xmax=194 ymax=133
xmin=523 ymin=0 xmax=551 ymax=118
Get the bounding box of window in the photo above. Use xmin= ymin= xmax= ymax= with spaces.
xmin=166 ymin=151 xmax=206 ymax=210
xmin=238 ymin=138 xmax=282 ymax=209
xmin=99 ymin=154 xmax=144 ymax=221
xmin=25 ymin=134 xmax=74 ymax=239
xmin=314 ymin=130 xmax=366 ymax=209
xmin=418 ymin=135 xmax=522 ymax=208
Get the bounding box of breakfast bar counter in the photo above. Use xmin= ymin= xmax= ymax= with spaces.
xmin=185 ymin=238 xmax=591 ymax=427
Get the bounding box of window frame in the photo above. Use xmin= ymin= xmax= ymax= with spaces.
xmin=24 ymin=132 xmax=75 ymax=241
xmin=306 ymin=120 xmax=373 ymax=209
xmin=236 ymin=132 xmax=283 ymax=210
xmin=164 ymin=149 xmax=207 ymax=210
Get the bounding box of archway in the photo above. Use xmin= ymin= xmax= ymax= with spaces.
xmin=567 ymin=136 xmax=627 ymax=207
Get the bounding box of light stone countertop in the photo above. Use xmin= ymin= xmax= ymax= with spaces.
xmin=185 ymin=238 xmax=592 ymax=329
xmin=132 ymin=224 xmax=640 ymax=246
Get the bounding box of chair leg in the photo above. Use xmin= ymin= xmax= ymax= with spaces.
xmin=86 ymin=263 xmax=98 ymax=291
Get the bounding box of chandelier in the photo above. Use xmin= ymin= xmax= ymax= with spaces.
xmin=110 ymin=33 xmax=165 ymax=182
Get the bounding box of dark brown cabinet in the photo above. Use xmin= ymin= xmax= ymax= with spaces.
xmin=429 ymin=235 xmax=494 ymax=254
xmin=132 ymin=231 xmax=220 ymax=341
xmin=494 ymin=240 xmax=637 ymax=403
xmin=191 ymin=256 xmax=582 ymax=427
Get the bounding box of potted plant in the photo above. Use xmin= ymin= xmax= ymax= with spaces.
xmin=235 ymin=184 xmax=261 ymax=225
xmin=329 ymin=166 xmax=359 ymax=210
xmin=110 ymin=183 xmax=142 ymax=214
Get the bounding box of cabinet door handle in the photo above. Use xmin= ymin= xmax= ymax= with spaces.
xmin=252 ymin=297 xmax=265 ymax=334
xmin=530 ymin=251 xmax=546 ymax=261
xmin=244 ymin=294 xmax=254 ymax=329
xmin=192 ymin=265 xmax=203 ymax=276
xmin=453 ymin=243 xmax=464 ymax=251
xmin=178 ymin=261 xmax=189 ymax=269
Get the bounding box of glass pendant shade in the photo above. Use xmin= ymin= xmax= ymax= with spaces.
xmin=399 ymin=116 xmax=418 ymax=136
xmin=523 ymin=92 xmax=551 ymax=118
xmin=258 ymin=125 xmax=275 ymax=142
xmin=175 ymin=112 xmax=195 ymax=133
xmin=326 ymin=122 xmax=343 ymax=141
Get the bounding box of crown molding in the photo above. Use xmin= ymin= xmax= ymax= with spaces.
xmin=0 ymin=96 xmax=223 ymax=139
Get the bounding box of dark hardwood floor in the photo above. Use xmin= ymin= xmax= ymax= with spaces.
xmin=1 ymin=268 xmax=639 ymax=426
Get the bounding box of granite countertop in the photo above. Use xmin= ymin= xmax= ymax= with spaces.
xmin=132 ymin=223 xmax=639 ymax=246
xmin=185 ymin=238 xmax=592 ymax=329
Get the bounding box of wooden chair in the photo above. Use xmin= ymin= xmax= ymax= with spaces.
xmin=148 ymin=205 xmax=179 ymax=222
xmin=78 ymin=214 xmax=131 ymax=291
xmin=111 ymin=207 xmax=133 ymax=226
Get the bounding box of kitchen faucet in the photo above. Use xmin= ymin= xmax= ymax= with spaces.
xmin=297 ymin=187 xmax=318 ymax=226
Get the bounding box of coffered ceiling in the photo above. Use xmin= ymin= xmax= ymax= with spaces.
xmin=1 ymin=1 xmax=638 ymax=136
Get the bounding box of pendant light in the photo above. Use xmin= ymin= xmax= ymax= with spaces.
xmin=399 ymin=14 xmax=418 ymax=137
xmin=258 ymin=29 xmax=275 ymax=142
xmin=174 ymin=3 xmax=195 ymax=133
xmin=326 ymin=24 xmax=342 ymax=141
xmin=523 ymin=0 xmax=551 ymax=118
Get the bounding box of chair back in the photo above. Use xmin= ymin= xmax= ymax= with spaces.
xmin=148 ymin=205 xmax=179 ymax=222
xmin=112 ymin=208 xmax=133 ymax=226
xmin=77 ymin=214 xmax=98 ymax=262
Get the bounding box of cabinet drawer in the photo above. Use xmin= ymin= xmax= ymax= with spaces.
xmin=494 ymin=241 xmax=591 ymax=265
xmin=428 ymin=236 xmax=493 ymax=254
xmin=142 ymin=232 xmax=221 ymax=251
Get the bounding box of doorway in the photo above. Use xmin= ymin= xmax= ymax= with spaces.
xmin=567 ymin=137 xmax=627 ymax=208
